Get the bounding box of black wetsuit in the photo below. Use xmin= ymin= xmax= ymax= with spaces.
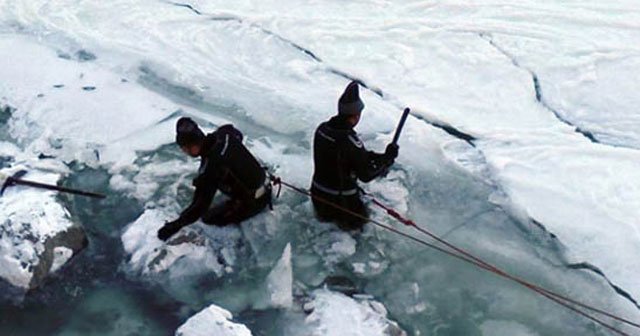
xmin=175 ymin=125 xmax=270 ymax=228
xmin=311 ymin=116 xmax=395 ymax=230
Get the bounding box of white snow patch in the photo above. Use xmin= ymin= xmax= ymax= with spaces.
xmin=304 ymin=289 xmax=405 ymax=336
xmin=0 ymin=168 xmax=76 ymax=288
xmin=176 ymin=304 xmax=252 ymax=336
xmin=50 ymin=246 xmax=73 ymax=273
xmin=121 ymin=209 xmax=233 ymax=278
xmin=0 ymin=35 xmax=195 ymax=169
xmin=0 ymin=142 xmax=20 ymax=158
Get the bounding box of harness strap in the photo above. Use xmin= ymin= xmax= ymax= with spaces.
xmin=312 ymin=180 xmax=358 ymax=196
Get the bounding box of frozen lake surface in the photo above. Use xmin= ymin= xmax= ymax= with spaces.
xmin=1 ymin=1 xmax=640 ymax=335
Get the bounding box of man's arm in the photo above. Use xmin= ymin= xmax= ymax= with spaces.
xmin=176 ymin=183 xmax=217 ymax=225
xmin=349 ymin=134 xmax=398 ymax=183
xmin=158 ymin=168 xmax=218 ymax=241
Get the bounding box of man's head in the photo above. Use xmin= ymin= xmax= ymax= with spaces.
xmin=338 ymin=80 xmax=365 ymax=126
xmin=176 ymin=117 xmax=204 ymax=157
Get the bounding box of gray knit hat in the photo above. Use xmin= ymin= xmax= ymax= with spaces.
xmin=338 ymin=81 xmax=365 ymax=116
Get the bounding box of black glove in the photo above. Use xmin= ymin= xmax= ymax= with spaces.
xmin=157 ymin=220 xmax=183 ymax=241
xmin=384 ymin=143 xmax=399 ymax=160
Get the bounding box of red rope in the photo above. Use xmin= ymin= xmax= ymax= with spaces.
xmin=268 ymin=174 xmax=639 ymax=336
xmin=366 ymin=195 xmax=640 ymax=330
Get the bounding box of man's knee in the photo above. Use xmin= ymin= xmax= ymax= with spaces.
xmin=201 ymin=205 xmax=232 ymax=226
xmin=201 ymin=214 xmax=231 ymax=226
xmin=202 ymin=198 xmax=268 ymax=226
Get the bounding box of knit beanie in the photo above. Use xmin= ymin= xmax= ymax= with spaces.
xmin=176 ymin=117 xmax=204 ymax=146
xmin=338 ymin=81 xmax=365 ymax=116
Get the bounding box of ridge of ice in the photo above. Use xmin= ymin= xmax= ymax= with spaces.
xmin=265 ymin=242 xmax=293 ymax=308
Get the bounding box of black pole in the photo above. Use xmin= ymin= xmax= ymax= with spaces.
xmin=392 ymin=107 xmax=410 ymax=144
xmin=9 ymin=178 xmax=106 ymax=199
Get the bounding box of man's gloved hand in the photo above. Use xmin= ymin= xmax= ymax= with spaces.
xmin=384 ymin=143 xmax=399 ymax=160
xmin=157 ymin=220 xmax=183 ymax=241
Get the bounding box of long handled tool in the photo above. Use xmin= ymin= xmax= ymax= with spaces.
xmin=1 ymin=170 xmax=106 ymax=199
xmin=391 ymin=107 xmax=410 ymax=145
xmin=376 ymin=107 xmax=411 ymax=178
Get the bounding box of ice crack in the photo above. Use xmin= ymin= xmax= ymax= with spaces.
xmin=167 ymin=1 xmax=476 ymax=146
xmin=568 ymin=262 xmax=640 ymax=310
xmin=529 ymin=218 xmax=640 ymax=310
xmin=168 ymin=2 xmax=202 ymax=15
xmin=478 ymin=33 xmax=625 ymax=148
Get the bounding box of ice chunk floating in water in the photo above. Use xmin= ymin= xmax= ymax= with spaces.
xmin=176 ymin=304 xmax=252 ymax=336
xmin=303 ymin=289 xmax=406 ymax=336
xmin=264 ymin=243 xmax=293 ymax=309
xmin=121 ymin=209 xmax=238 ymax=278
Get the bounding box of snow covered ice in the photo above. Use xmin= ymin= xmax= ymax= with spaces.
xmin=121 ymin=209 xmax=236 ymax=278
xmin=0 ymin=166 xmax=87 ymax=297
xmin=2 ymin=1 xmax=640 ymax=335
xmin=176 ymin=304 xmax=253 ymax=336
xmin=302 ymin=289 xmax=406 ymax=336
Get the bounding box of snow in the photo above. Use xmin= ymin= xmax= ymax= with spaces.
xmin=304 ymin=289 xmax=405 ymax=336
xmin=479 ymin=135 xmax=640 ymax=297
xmin=176 ymin=304 xmax=252 ymax=336
xmin=0 ymin=34 xmax=193 ymax=169
xmin=50 ymin=246 xmax=73 ymax=273
xmin=121 ymin=209 xmax=235 ymax=277
xmin=0 ymin=168 xmax=78 ymax=289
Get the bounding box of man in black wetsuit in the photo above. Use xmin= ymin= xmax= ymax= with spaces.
xmin=157 ymin=117 xmax=271 ymax=241
xmin=311 ymin=81 xmax=399 ymax=230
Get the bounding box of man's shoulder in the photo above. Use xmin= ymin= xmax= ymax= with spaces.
xmin=216 ymin=124 xmax=243 ymax=142
xmin=346 ymin=132 xmax=364 ymax=149
xmin=315 ymin=119 xmax=357 ymax=143
xmin=315 ymin=121 xmax=338 ymax=143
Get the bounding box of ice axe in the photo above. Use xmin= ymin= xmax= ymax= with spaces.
xmin=391 ymin=107 xmax=410 ymax=145
xmin=377 ymin=107 xmax=410 ymax=177
xmin=0 ymin=170 xmax=106 ymax=199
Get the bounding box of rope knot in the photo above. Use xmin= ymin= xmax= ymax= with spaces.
xmin=269 ymin=174 xmax=283 ymax=198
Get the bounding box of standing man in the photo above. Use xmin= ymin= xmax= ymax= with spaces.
xmin=157 ymin=117 xmax=271 ymax=241
xmin=311 ymin=81 xmax=399 ymax=230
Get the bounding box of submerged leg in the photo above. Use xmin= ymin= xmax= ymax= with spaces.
xmin=311 ymin=190 xmax=368 ymax=231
